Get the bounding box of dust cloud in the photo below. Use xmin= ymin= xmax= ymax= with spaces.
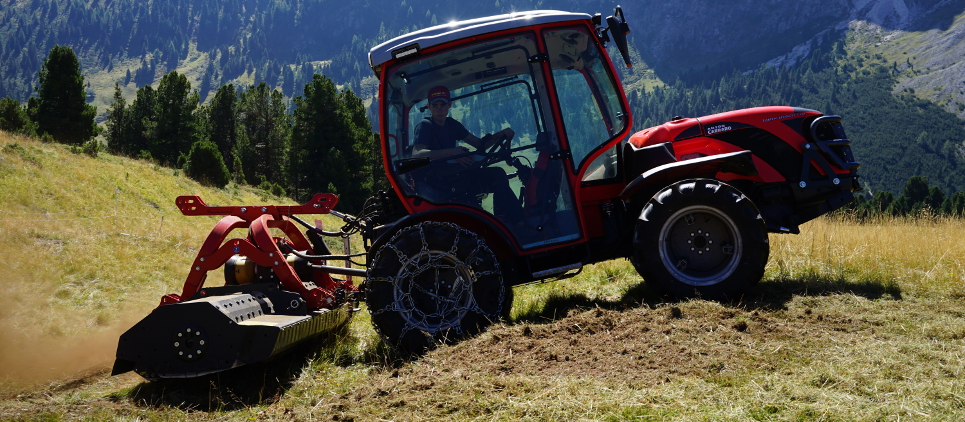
xmin=0 ymin=314 xmax=141 ymax=392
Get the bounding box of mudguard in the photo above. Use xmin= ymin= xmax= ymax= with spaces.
xmin=619 ymin=150 xmax=758 ymax=201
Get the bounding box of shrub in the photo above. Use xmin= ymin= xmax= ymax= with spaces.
xmin=185 ymin=140 xmax=230 ymax=188
xmin=0 ymin=97 xmax=36 ymax=136
xmin=257 ymin=180 xmax=287 ymax=197
xmin=69 ymin=139 xmax=101 ymax=157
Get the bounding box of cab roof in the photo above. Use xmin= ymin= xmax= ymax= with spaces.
xmin=368 ymin=10 xmax=591 ymax=73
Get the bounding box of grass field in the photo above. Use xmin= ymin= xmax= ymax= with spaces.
xmin=1 ymin=131 xmax=964 ymax=420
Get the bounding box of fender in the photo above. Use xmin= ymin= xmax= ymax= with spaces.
xmin=619 ymin=150 xmax=758 ymax=201
xmin=366 ymin=207 xmax=517 ymax=264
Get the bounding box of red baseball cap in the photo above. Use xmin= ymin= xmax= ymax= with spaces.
xmin=428 ymin=86 xmax=450 ymax=104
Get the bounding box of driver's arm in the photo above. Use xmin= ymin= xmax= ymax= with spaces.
xmin=411 ymin=143 xmax=469 ymax=160
xmin=463 ymin=134 xmax=484 ymax=149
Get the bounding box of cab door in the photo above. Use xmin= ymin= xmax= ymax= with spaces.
xmin=540 ymin=26 xmax=632 ymax=249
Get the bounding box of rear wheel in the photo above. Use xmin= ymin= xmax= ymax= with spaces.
xmin=632 ymin=179 xmax=769 ymax=300
xmin=365 ymin=221 xmax=510 ymax=354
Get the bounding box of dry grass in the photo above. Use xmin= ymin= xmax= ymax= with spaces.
xmin=1 ymin=130 xmax=965 ymax=420
xmin=770 ymin=213 xmax=965 ymax=297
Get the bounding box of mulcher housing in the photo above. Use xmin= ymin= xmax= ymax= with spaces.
xmin=112 ymin=195 xmax=363 ymax=379
xmin=114 ymin=6 xmax=860 ymax=378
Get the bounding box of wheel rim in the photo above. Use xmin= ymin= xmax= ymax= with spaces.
xmin=392 ymin=241 xmax=475 ymax=333
xmin=657 ymin=205 xmax=742 ymax=287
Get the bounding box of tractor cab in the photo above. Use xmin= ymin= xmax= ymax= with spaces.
xmin=369 ymin=10 xmax=632 ymax=252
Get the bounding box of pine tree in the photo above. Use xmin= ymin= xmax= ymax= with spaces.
xmin=925 ymin=186 xmax=946 ymax=212
xmin=185 ymin=140 xmax=230 ymax=188
xmin=0 ymin=97 xmax=35 ymax=135
xmin=152 ymin=71 xmax=199 ymax=166
xmin=339 ymin=87 xmax=376 ymax=205
xmin=291 ymin=74 xmax=340 ymax=200
xmin=32 ymin=45 xmax=99 ymax=144
xmin=291 ymin=74 xmax=374 ymax=213
xmin=204 ymin=84 xmax=238 ymax=171
xmin=892 ymin=176 xmax=930 ymax=215
xmin=237 ymin=82 xmax=291 ymax=186
xmin=944 ymin=192 xmax=965 ymax=216
xmin=125 ymin=84 xmax=158 ymax=159
xmin=104 ymin=83 xmax=128 ymax=154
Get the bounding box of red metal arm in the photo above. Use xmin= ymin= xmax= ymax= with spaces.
xmin=160 ymin=194 xmax=350 ymax=309
xmin=176 ymin=193 xmax=338 ymax=219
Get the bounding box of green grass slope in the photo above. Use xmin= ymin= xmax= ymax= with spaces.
xmin=0 ymin=130 xmax=342 ymax=389
xmin=2 ymin=214 xmax=965 ymax=420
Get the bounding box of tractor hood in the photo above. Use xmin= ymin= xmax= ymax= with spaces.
xmin=628 ymin=116 xmax=702 ymax=148
xmin=628 ymin=106 xmax=823 ymax=149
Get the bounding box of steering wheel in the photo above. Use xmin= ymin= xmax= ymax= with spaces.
xmin=476 ymin=130 xmax=515 ymax=167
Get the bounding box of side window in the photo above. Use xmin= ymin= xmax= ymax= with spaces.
xmin=544 ymin=27 xmax=627 ymax=172
xmin=552 ymin=70 xmax=610 ymax=166
xmin=583 ymin=143 xmax=619 ymax=182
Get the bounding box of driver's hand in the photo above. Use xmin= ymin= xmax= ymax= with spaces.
xmin=450 ymin=146 xmax=474 ymax=167
xmin=501 ymin=128 xmax=515 ymax=141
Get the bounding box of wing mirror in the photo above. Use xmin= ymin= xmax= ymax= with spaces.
xmin=595 ymin=6 xmax=632 ymax=68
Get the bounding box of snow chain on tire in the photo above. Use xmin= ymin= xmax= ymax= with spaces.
xmin=365 ymin=221 xmax=507 ymax=354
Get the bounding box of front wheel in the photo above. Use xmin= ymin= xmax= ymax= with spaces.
xmin=365 ymin=221 xmax=511 ymax=354
xmin=632 ymin=179 xmax=769 ymax=300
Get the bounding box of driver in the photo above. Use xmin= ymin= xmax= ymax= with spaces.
xmin=412 ymin=85 xmax=514 ymax=165
xmin=411 ymin=85 xmax=523 ymax=225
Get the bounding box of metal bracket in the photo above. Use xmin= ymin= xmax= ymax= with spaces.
xmin=549 ymin=150 xmax=572 ymax=160
xmin=528 ymin=53 xmax=548 ymax=63
xmin=798 ymin=148 xmax=842 ymax=189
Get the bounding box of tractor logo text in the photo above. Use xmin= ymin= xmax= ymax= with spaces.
xmin=762 ymin=112 xmax=806 ymax=123
xmin=706 ymin=124 xmax=733 ymax=135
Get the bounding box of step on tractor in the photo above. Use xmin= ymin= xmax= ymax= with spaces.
xmin=113 ymin=6 xmax=860 ymax=379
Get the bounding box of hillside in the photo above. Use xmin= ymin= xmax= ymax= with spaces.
xmin=628 ymin=31 xmax=965 ymax=197
xmin=2 ymin=0 xmax=963 ymax=108
xmin=848 ymin=4 xmax=965 ymax=119
xmin=0 ymin=141 xmax=964 ymax=420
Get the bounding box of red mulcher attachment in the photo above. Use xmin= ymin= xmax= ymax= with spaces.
xmin=112 ymin=194 xmax=364 ymax=380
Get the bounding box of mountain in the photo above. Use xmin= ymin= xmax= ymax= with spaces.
xmin=1 ymin=0 xmax=955 ymax=103
xmin=850 ymin=1 xmax=965 ymax=120
xmin=623 ymin=0 xmax=954 ymax=77
xmin=2 ymin=0 xmax=965 ymax=195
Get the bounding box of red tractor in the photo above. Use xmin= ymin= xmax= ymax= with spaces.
xmin=113 ymin=7 xmax=859 ymax=379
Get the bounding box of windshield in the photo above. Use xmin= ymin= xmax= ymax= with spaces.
xmin=383 ymin=35 xmax=546 ymax=167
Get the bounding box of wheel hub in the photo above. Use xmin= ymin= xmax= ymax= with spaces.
xmin=659 ymin=205 xmax=742 ymax=287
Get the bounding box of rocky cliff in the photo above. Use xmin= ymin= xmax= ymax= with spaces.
xmin=617 ymin=0 xmax=959 ymax=78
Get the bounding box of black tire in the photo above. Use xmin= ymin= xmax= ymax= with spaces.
xmin=632 ymin=179 xmax=769 ymax=300
xmin=365 ymin=221 xmax=510 ymax=354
